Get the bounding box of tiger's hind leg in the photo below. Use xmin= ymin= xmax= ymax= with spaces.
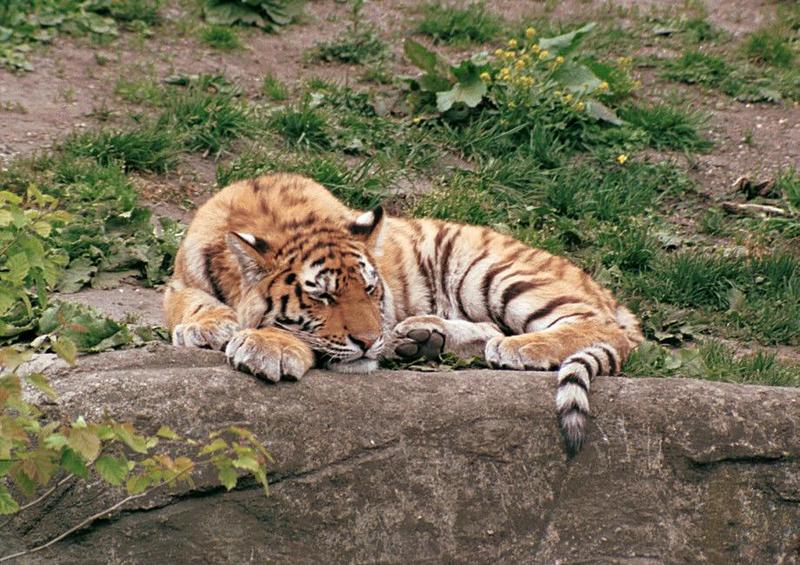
xmin=164 ymin=283 xmax=240 ymax=351
xmin=485 ymin=317 xmax=632 ymax=455
xmin=389 ymin=315 xmax=503 ymax=361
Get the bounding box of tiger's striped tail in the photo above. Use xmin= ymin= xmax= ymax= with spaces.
xmin=555 ymin=343 xmax=621 ymax=456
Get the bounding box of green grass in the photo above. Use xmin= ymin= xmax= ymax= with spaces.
xmin=114 ymin=76 xmax=162 ymax=105
xmin=307 ymin=0 xmax=386 ymax=65
xmin=619 ymin=103 xmax=712 ymax=152
xmin=262 ymin=72 xmax=289 ymax=101
xmin=62 ymin=126 xmax=179 ymax=173
xmin=268 ymin=104 xmax=331 ymax=149
xmin=200 ymin=25 xmax=241 ymax=51
xmin=743 ymin=30 xmax=794 ymax=68
xmin=415 ymin=2 xmax=505 ymax=45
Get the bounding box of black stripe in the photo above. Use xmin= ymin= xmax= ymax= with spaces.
xmin=558 ymin=373 xmax=588 ymax=392
xmin=598 ymin=344 xmax=620 ymax=374
xmin=190 ymin=304 xmax=204 ymax=316
xmin=279 ymin=294 xmax=289 ymax=316
xmin=522 ymin=296 xmax=584 ymax=331
xmin=496 ymin=280 xmax=544 ymax=329
xmin=204 ymin=249 xmax=226 ymax=304
xmin=585 ymin=350 xmax=606 ymax=374
xmin=564 ymin=357 xmax=595 ymax=380
xmin=265 ymin=296 xmax=273 ymax=315
xmin=438 ymin=228 xmax=458 ymax=299
xmin=456 ymin=250 xmax=489 ymax=319
xmin=545 ymin=311 xmax=593 ymax=329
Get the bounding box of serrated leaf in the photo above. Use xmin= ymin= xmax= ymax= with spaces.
xmin=539 ymin=22 xmax=596 ymax=55
xmin=232 ymin=455 xmax=260 ymax=473
xmin=95 ymin=454 xmax=129 ymax=486
xmin=44 ymin=432 xmax=68 ymax=449
xmin=26 ymin=372 xmax=57 ymax=400
xmin=156 ymin=425 xmax=179 ymax=440
xmin=51 ymin=336 xmax=78 ymax=365
xmin=61 ymin=447 xmax=89 ymax=479
xmin=68 ymin=427 xmax=101 ymax=463
xmin=114 ymin=425 xmax=149 ymax=454
xmin=199 ymin=438 xmax=228 ymax=455
xmin=584 ymin=99 xmax=623 ymax=125
xmin=216 ymin=461 xmax=237 ymax=491
xmin=0 ymin=484 xmax=19 ymax=515
xmin=4 ymin=252 xmax=30 ymax=285
xmin=126 ymin=474 xmax=151 ymax=495
xmin=56 ymin=257 xmax=97 ymax=293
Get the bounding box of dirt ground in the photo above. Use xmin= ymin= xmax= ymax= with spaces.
xmin=1 ymin=0 xmax=798 ymax=333
xmin=1 ymin=0 xmax=797 ymax=197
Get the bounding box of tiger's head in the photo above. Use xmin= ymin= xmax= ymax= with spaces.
xmin=226 ymin=207 xmax=386 ymax=373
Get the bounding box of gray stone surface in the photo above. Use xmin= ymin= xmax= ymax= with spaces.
xmin=3 ymin=343 xmax=800 ymax=563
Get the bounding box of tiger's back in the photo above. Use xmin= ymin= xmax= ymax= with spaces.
xmin=165 ymin=173 xmax=643 ymax=454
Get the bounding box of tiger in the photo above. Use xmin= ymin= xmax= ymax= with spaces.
xmin=164 ymin=173 xmax=643 ymax=454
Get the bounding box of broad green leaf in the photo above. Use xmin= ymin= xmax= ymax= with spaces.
xmin=551 ymin=61 xmax=603 ymax=94
xmin=68 ymin=427 xmax=101 ymax=463
xmin=91 ymin=269 xmax=138 ymax=290
xmin=95 ymin=454 xmax=129 ymax=486
xmin=61 ymin=447 xmax=89 ymax=478
xmin=0 ymin=210 xmax=13 ymax=227
xmin=44 ymin=432 xmax=69 ymax=449
xmin=0 ymin=484 xmax=19 ymax=515
xmin=56 ymin=257 xmax=96 ymax=293
xmin=404 ymin=39 xmax=439 ymax=75
xmin=4 ymin=253 xmax=30 ymax=285
xmin=114 ymin=425 xmax=149 ymax=454
xmin=538 ymin=22 xmax=596 ymax=55
xmin=436 ymin=80 xmax=487 ymax=112
xmin=26 ymin=372 xmax=57 ymax=400
xmin=584 ymin=99 xmax=623 ymax=125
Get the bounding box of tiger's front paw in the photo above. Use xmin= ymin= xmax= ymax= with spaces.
xmin=485 ymin=336 xmax=560 ymax=371
xmin=172 ymin=316 xmax=240 ymax=351
xmin=225 ymin=329 xmax=314 ymax=382
xmin=390 ymin=316 xmax=446 ymax=361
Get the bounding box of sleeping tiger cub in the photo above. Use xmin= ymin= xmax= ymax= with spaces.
xmin=165 ymin=173 xmax=643 ymax=453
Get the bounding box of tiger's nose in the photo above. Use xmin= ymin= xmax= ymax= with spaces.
xmin=349 ymin=334 xmax=377 ymax=352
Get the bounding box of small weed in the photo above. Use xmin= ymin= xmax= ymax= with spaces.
xmin=307 ymin=0 xmax=387 ymax=64
xmin=619 ymin=102 xmax=712 ymax=152
xmin=415 ymin=2 xmax=505 ymax=45
xmin=262 ymin=72 xmax=289 ymax=101
xmin=662 ymin=50 xmax=731 ymax=87
xmin=777 ymin=167 xmax=800 ymax=209
xmin=200 ymin=25 xmax=241 ymax=51
xmin=743 ymin=30 xmax=794 ymax=68
xmin=94 ymin=0 xmax=162 ymax=27
xmin=115 ymin=75 xmax=162 ymax=105
xmin=682 ymin=18 xmax=720 ymax=43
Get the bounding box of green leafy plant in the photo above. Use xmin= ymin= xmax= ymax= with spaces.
xmin=200 ymin=24 xmax=241 ymax=50
xmin=203 ymin=0 xmax=302 ymax=31
xmin=743 ymin=30 xmax=794 ymax=68
xmin=0 ymin=346 xmax=271 ymax=560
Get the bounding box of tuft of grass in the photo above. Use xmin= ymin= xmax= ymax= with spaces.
xmin=777 ymin=167 xmax=800 ymax=209
xmin=157 ymin=80 xmax=252 ymax=155
xmin=619 ymin=103 xmax=712 ymax=152
xmin=415 ymin=2 xmax=505 ymax=45
xmin=114 ymin=76 xmax=162 ymax=105
xmin=200 ymin=25 xmax=241 ymax=51
xmin=62 ymin=125 xmax=178 ymax=173
xmin=624 ymin=340 xmax=800 ymax=387
xmin=307 ymin=0 xmax=387 ymax=64
xmin=262 ymin=72 xmax=289 ymax=101
xmin=662 ymin=50 xmax=731 ymax=88
xmin=268 ymin=104 xmax=330 ymax=149
xmin=743 ymin=30 xmax=794 ymax=68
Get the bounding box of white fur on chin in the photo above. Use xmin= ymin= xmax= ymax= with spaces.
xmin=329 ymin=358 xmax=379 ymax=374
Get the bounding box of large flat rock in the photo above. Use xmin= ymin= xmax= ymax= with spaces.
xmin=4 ymin=344 xmax=800 ymax=563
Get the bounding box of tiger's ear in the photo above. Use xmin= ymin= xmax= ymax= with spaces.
xmin=226 ymin=231 xmax=271 ymax=285
xmin=348 ymin=206 xmax=385 ymax=254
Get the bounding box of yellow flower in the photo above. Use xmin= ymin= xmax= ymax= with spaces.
xmin=412 ymin=116 xmax=423 ymax=124
xmin=521 ymin=76 xmax=534 ymax=87
xmin=563 ymin=93 xmax=573 ymax=102
xmin=504 ymin=50 xmax=517 ymax=59
xmin=480 ymin=71 xmax=492 ymax=82
xmin=555 ymin=55 xmax=565 ymax=65
xmin=508 ymin=38 xmax=518 ymax=49
xmin=514 ymin=59 xmax=525 ymax=70
xmin=538 ymin=50 xmax=550 ymax=60
xmin=598 ymin=81 xmax=610 ymax=92
xmin=525 ymin=27 xmax=537 ymax=39
xmin=616 ymin=154 xmax=628 ymax=165
xmin=575 ymin=101 xmax=585 ymax=111
xmin=498 ymin=67 xmax=511 ymax=80
xmin=494 ymin=48 xmax=504 ymax=57
xmin=530 ymin=44 xmax=541 ymax=54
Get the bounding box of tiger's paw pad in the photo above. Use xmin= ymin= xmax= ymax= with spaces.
xmin=391 ymin=318 xmax=447 ymax=360
xmin=172 ymin=318 xmax=239 ymax=351
xmin=225 ymin=330 xmax=313 ymax=382
xmin=485 ymin=336 xmax=559 ymax=371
